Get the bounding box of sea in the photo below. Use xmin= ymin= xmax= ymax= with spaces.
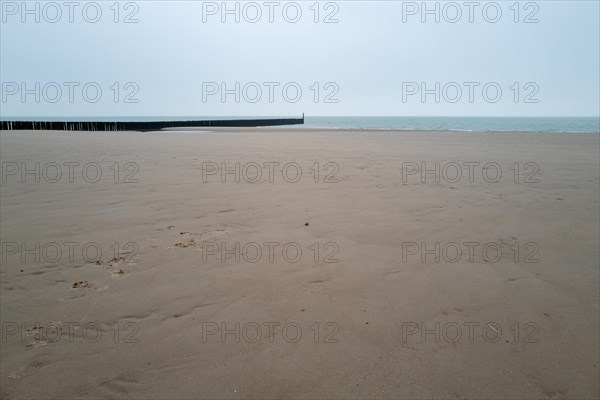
xmin=2 ymin=116 xmax=599 ymax=133
xmin=298 ymin=116 xmax=600 ymax=133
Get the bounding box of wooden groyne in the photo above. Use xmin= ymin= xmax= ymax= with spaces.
xmin=0 ymin=116 xmax=304 ymax=131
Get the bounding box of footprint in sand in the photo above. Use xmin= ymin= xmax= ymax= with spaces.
xmin=72 ymin=280 xmax=91 ymax=289
xmin=92 ymin=256 xmax=130 ymax=278
xmin=9 ymin=370 xmax=30 ymax=380
xmin=96 ymin=257 xmax=128 ymax=266
xmin=22 ymin=324 xmax=61 ymax=349
xmin=173 ymin=234 xmax=197 ymax=248
xmin=169 ymin=227 xmax=228 ymax=249
xmin=26 ymin=341 xmax=49 ymax=349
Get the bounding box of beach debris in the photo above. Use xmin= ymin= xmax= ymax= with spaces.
xmin=305 ymin=222 xmax=309 ymax=226
xmin=72 ymin=280 xmax=90 ymax=289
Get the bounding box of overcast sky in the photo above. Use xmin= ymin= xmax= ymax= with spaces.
xmin=1 ymin=0 xmax=599 ymax=117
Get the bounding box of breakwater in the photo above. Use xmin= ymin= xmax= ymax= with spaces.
xmin=0 ymin=116 xmax=304 ymax=131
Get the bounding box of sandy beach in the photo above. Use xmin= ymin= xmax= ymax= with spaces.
xmin=1 ymin=128 xmax=598 ymax=399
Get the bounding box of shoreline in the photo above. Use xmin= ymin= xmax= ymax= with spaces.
xmin=3 ymin=127 xmax=600 ymax=135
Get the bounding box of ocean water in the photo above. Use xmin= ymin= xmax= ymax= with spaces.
xmin=2 ymin=116 xmax=599 ymax=133
xmin=298 ymin=117 xmax=600 ymax=133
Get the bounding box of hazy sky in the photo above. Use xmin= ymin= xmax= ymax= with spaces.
xmin=1 ymin=0 xmax=599 ymax=117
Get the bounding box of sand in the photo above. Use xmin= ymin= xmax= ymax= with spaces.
xmin=1 ymin=129 xmax=598 ymax=399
